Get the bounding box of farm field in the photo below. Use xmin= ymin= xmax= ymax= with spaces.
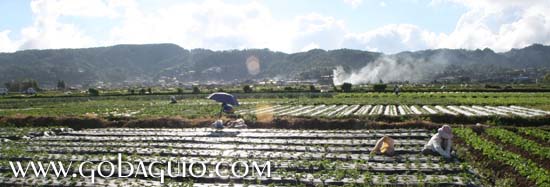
xmin=0 ymin=92 xmax=550 ymax=186
xmin=238 ymin=104 xmax=550 ymax=117
xmin=1 ymin=92 xmax=550 ymax=119
xmin=0 ymin=125 xmax=549 ymax=186
xmin=1 ymin=127 xmax=480 ymax=186
xmin=2 ymin=1 xmax=550 ymax=186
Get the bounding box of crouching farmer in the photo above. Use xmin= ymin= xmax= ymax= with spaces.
xmin=422 ymin=125 xmax=453 ymax=159
xmin=371 ymin=135 xmax=395 ymax=156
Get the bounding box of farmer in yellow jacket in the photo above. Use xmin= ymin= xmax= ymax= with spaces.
xmin=371 ymin=135 xmax=395 ymax=156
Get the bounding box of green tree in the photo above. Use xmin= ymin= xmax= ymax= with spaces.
xmin=4 ymin=82 xmax=19 ymax=92
xmin=5 ymin=79 xmax=40 ymax=92
xmin=139 ymin=88 xmax=146 ymax=95
xmin=544 ymin=73 xmax=550 ymax=83
xmin=192 ymin=86 xmax=200 ymax=94
xmin=176 ymin=88 xmax=184 ymax=94
xmin=147 ymin=87 xmax=152 ymax=94
xmin=243 ymin=85 xmax=253 ymax=93
xmin=373 ymin=84 xmax=387 ymax=92
xmin=57 ymin=80 xmax=66 ymax=90
xmin=309 ymin=85 xmax=318 ymax=92
xmin=341 ymin=83 xmax=352 ymax=92
xmin=88 ymin=88 xmax=99 ymax=96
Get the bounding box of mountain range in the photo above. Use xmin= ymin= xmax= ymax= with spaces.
xmin=0 ymin=43 xmax=549 ymax=87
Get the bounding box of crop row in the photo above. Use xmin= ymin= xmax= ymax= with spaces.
xmin=240 ymin=104 xmax=549 ymax=117
xmin=0 ymin=153 xmax=461 ymax=174
xmin=0 ymin=151 xmax=471 ymax=186
xmin=0 ymin=153 xmax=446 ymax=169
xmin=485 ymin=128 xmax=550 ymax=159
xmin=76 ymin=127 xmax=429 ymax=133
xmin=62 ymin=131 xmax=431 ymax=139
xmin=0 ymin=171 xmax=471 ymax=187
xmin=0 ymin=174 xmax=162 ymax=187
xmin=517 ymin=127 xmax=550 ymax=142
xmin=24 ymin=141 xmax=424 ymax=154
xmin=454 ymin=128 xmax=550 ymax=186
xmin=26 ymin=140 xmax=425 ymax=152
xmin=36 ymin=135 xmax=428 ymax=146
xmin=22 ymin=146 xmax=437 ymax=162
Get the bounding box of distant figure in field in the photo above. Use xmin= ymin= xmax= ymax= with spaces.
xmin=211 ymin=119 xmax=224 ymax=129
xmin=393 ymin=85 xmax=400 ymax=96
xmin=226 ymin=118 xmax=248 ymax=128
xmin=422 ymin=125 xmax=453 ymax=159
xmin=170 ymin=96 xmax=177 ymax=104
xmin=371 ymin=135 xmax=395 ymax=156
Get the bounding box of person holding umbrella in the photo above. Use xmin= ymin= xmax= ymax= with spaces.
xmin=207 ymin=92 xmax=242 ymax=129
xmin=222 ymin=103 xmax=235 ymax=115
xmin=208 ymin=92 xmax=239 ymax=118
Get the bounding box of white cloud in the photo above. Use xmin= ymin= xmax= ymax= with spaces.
xmin=379 ymin=1 xmax=387 ymax=7
xmin=301 ymin=42 xmax=320 ymax=52
xmin=0 ymin=30 xmax=18 ymax=52
xmin=12 ymin=0 xmax=130 ymax=50
xmin=1 ymin=0 xmax=550 ymax=53
xmin=105 ymin=0 xmax=298 ymax=51
xmin=104 ymin=1 xmax=348 ymax=52
xmin=341 ymin=0 xmax=550 ymax=52
xmin=291 ymin=13 xmax=347 ymax=51
xmin=343 ymin=0 xmax=363 ymax=8
xmin=434 ymin=0 xmax=550 ymax=51
xmin=30 ymin=0 xmax=122 ymax=18
xmin=342 ymin=24 xmax=440 ymax=53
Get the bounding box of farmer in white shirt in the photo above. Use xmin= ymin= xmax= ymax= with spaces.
xmin=422 ymin=125 xmax=453 ymax=159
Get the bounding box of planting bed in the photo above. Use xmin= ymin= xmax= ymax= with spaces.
xmin=454 ymin=127 xmax=550 ymax=186
xmin=239 ymin=104 xmax=550 ymax=117
xmin=0 ymin=127 xmax=480 ymax=186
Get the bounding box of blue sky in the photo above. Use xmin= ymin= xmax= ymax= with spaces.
xmin=0 ymin=0 xmax=548 ymax=53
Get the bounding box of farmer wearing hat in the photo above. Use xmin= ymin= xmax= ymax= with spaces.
xmin=422 ymin=125 xmax=453 ymax=159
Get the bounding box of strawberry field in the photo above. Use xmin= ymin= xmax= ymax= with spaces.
xmin=1 ymin=127 xmax=481 ymax=186
xmin=0 ymin=92 xmax=549 ymax=186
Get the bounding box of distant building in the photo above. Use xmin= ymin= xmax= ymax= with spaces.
xmin=437 ymin=76 xmax=458 ymax=84
xmin=318 ymin=75 xmax=334 ymax=85
xmin=319 ymin=85 xmax=332 ymax=93
xmin=513 ymin=76 xmax=533 ymax=83
xmin=24 ymin=88 xmax=36 ymax=95
xmin=0 ymin=88 xmax=8 ymax=95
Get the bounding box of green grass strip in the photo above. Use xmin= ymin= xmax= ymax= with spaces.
xmin=455 ymin=128 xmax=550 ymax=186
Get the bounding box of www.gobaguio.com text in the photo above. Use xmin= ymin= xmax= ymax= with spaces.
xmin=8 ymin=153 xmax=271 ymax=183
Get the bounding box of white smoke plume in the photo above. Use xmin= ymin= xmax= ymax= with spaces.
xmin=333 ymin=55 xmax=450 ymax=85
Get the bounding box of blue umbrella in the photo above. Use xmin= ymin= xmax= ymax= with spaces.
xmin=207 ymin=92 xmax=239 ymax=106
xmin=208 ymin=92 xmax=239 ymax=119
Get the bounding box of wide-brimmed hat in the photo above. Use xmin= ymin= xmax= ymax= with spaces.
xmin=438 ymin=125 xmax=453 ymax=139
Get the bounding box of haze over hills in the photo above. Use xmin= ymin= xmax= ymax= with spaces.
xmin=0 ymin=43 xmax=549 ymax=88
